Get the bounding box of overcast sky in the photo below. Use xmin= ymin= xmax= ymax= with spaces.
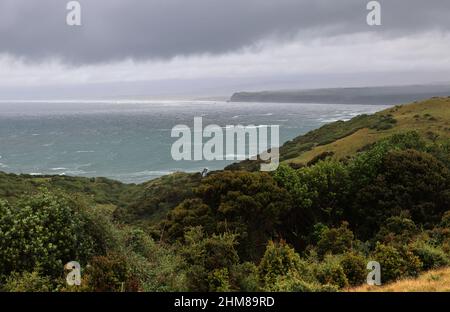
xmin=1 ymin=0 xmax=450 ymax=99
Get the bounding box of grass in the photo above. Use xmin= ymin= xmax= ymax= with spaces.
xmin=349 ymin=267 xmax=450 ymax=292
xmin=285 ymin=97 xmax=450 ymax=166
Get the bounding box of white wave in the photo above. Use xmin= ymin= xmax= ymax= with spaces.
xmin=117 ymin=170 xmax=176 ymax=178
xmin=319 ymin=118 xmax=341 ymax=123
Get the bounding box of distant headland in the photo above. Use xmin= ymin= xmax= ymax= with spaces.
xmin=230 ymin=84 xmax=450 ymax=105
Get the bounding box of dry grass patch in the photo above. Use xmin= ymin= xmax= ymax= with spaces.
xmin=349 ymin=267 xmax=450 ymax=292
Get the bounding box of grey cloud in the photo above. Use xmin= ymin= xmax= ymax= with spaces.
xmin=1 ymin=0 xmax=449 ymax=64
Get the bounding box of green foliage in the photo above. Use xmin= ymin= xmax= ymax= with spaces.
xmin=0 ymin=191 xmax=94 ymax=279
xmin=165 ymin=171 xmax=292 ymax=260
xmin=2 ymin=271 xmax=52 ymax=292
xmin=349 ymin=132 xmax=426 ymax=188
xmin=369 ymin=114 xmax=397 ymax=131
xmin=297 ymin=160 xmax=350 ymax=225
xmin=279 ymin=113 xmax=392 ymax=162
xmin=229 ymin=262 xmax=260 ymax=292
xmin=0 ymin=172 xmax=141 ymax=208
xmin=372 ymin=243 xmax=423 ymax=283
xmin=352 ymin=147 xmax=450 ymax=238
xmin=441 ymin=211 xmax=450 ymax=228
xmin=115 ymin=172 xmax=201 ymax=225
xmin=84 ymin=252 xmax=132 ymax=292
xmin=207 ymin=268 xmax=231 ymax=292
xmin=314 ymin=255 xmax=349 ymax=289
xmin=258 ymin=240 xmax=307 ymax=290
xmin=339 ymin=252 xmax=367 ymax=286
xmin=375 ymin=216 xmax=418 ymax=245
xmin=273 ymin=164 xmax=310 ymax=209
xmin=180 ymin=227 xmax=239 ymax=291
xmin=409 ymin=241 xmax=449 ymax=271
xmin=1 ymin=103 xmax=450 ymax=292
xmin=316 ymin=222 xmax=355 ymax=257
xmin=124 ymin=230 xmax=188 ymax=292
xmin=271 ymin=270 xmax=338 ymax=292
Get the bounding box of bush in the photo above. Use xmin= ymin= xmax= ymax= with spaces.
xmin=314 ymin=255 xmax=349 ymax=289
xmin=258 ymin=240 xmax=307 ymax=289
xmin=207 ymin=268 xmax=231 ymax=292
xmin=272 ymin=270 xmax=338 ymax=292
xmin=0 ymin=192 xmax=95 ymax=278
xmin=441 ymin=211 xmax=450 ymax=228
xmin=409 ymin=241 xmax=449 ymax=270
xmin=375 ymin=216 xmax=418 ymax=245
xmin=372 ymin=243 xmax=423 ymax=283
xmin=297 ymin=160 xmax=350 ymax=224
xmin=317 ymin=222 xmax=355 ymax=257
xmin=84 ymin=252 xmax=135 ymax=292
xmin=126 ymin=249 xmax=187 ymax=292
xmin=230 ymin=262 xmax=260 ymax=292
xmin=180 ymin=227 xmax=239 ymax=291
xmin=3 ymin=271 xmax=53 ymax=292
xmin=340 ymin=252 xmax=367 ymax=286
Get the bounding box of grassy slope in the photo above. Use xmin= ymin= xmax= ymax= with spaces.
xmin=0 ymin=171 xmax=143 ymax=208
xmin=284 ymin=97 xmax=450 ymax=166
xmin=350 ymin=267 xmax=450 ymax=292
xmin=114 ymin=172 xmax=202 ymax=225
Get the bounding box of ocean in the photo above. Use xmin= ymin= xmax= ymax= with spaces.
xmin=0 ymin=100 xmax=391 ymax=183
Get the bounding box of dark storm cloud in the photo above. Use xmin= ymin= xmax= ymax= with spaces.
xmin=0 ymin=0 xmax=449 ymax=64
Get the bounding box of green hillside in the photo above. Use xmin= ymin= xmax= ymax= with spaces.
xmin=227 ymin=97 xmax=450 ymax=171
xmin=0 ymin=97 xmax=449 ymax=292
xmin=285 ymin=97 xmax=450 ymax=166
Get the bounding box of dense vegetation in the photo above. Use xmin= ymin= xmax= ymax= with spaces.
xmin=0 ymin=98 xmax=449 ymax=292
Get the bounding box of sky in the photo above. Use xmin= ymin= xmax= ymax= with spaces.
xmin=1 ymin=0 xmax=450 ymax=99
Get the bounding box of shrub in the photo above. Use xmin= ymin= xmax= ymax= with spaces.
xmin=340 ymin=252 xmax=367 ymax=286
xmin=314 ymin=255 xmax=349 ymax=289
xmin=207 ymin=268 xmax=231 ymax=292
xmin=409 ymin=241 xmax=449 ymax=270
xmin=258 ymin=240 xmax=306 ymax=289
xmin=84 ymin=252 xmax=134 ymax=292
xmin=0 ymin=192 xmax=94 ymax=278
xmin=441 ymin=211 xmax=450 ymax=228
xmin=230 ymin=262 xmax=260 ymax=292
xmin=317 ymin=222 xmax=354 ymax=257
xmin=127 ymin=249 xmax=187 ymax=292
xmin=2 ymin=271 xmax=52 ymax=292
xmin=180 ymin=227 xmax=239 ymax=291
xmin=271 ymin=270 xmax=338 ymax=292
xmin=375 ymin=216 xmax=418 ymax=245
xmin=372 ymin=243 xmax=423 ymax=283
xmin=297 ymin=161 xmax=350 ymax=224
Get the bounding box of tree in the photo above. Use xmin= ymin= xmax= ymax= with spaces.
xmin=165 ymin=171 xmax=292 ymax=260
xmin=297 ymin=160 xmax=350 ymax=225
xmin=258 ymin=240 xmax=307 ymax=290
xmin=352 ymin=149 xmax=450 ymax=238
xmin=316 ymin=222 xmax=355 ymax=257
xmin=375 ymin=216 xmax=418 ymax=245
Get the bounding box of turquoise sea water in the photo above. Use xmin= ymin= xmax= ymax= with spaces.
xmin=0 ymin=100 xmax=391 ymax=183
